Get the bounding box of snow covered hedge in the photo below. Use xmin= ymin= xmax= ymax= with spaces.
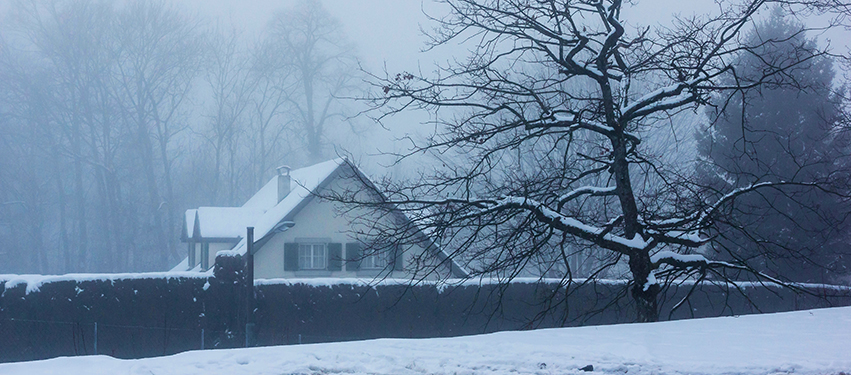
xmin=1 ymin=265 xmax=849 ymax=363
xmin=0 ymin=273 xmax=214 ymax=362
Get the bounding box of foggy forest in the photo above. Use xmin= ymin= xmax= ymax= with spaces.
xmin=0 ymin=0 xmax=371 ymax=273
xmin=1 ymin=0 xmax=850 ymax=298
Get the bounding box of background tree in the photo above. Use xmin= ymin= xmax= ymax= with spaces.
xmin=0 ymin=0 xmax=370 ymax=273
xmin=199 ymin=24 xmax=256 ymax=206
xmin=0 ymin=39 xmax=56 ymax=273
xmin=697 ymin=9 xmax=851 ymax=283
xmin=112 ymin=0 xmax=203 ymax=268
xmin=240 ymin=35 xmax=296 ymax=194
xmin=265 ymin=0 xmax=359 ymax=164
xmin=8 ymin=0 xmax=121 ymax=271
xmin=1 ymin=0 xmax=204 ymax=272
xmin=337 ymin=0 xmax=851 ymax=322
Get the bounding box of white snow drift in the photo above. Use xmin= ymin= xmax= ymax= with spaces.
xmin=1 ymin=306 xmax=848 ymax=375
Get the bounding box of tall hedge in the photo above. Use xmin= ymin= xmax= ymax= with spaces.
xmin=1 ymin=265 xmax=849 ymax=363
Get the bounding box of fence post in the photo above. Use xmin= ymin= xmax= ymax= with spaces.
xmin=93 ymin=322 xmax=98 ymax=355
xmin=201 ymin=329 xmax=205 ymax=350
xmin=245 ymin=227 xmax=255 ymax=348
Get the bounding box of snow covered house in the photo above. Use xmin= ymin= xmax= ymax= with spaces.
xmin=176 ymin=158 xmax=467 ymax=279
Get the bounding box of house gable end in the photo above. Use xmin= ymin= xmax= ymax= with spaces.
xmin=335 ymin=162 xmax=469 ymax=278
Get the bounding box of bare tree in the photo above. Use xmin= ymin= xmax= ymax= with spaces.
xmin=8 ymin=0 xmax=122 ymax=271
xmin=265 ymin=0 xmax=359 ymax=164
xmin=245 ymin=36 xmax=295 ymax=192
xmin=1 ymin=0 xmax=204 ymax=272
xmin=200 ymin=24 xmax=256 ymax=205
xmin=340 ymin=0 xmax=851 ymax=322
xmin=0 ymin=41 xmax=55 ymax=273
xmin=113 ymin=0 xmax=202 ymax=268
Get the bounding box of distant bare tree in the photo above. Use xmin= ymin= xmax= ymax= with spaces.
xmin=113 ymin=0 xmax=202 ymax=268
xmin=265 ymin=0 xmax=359 ymax=163
xmin=0 ymin=41 xmax=55 ymax=273
xmin=1 ymin=0 xmax=380 ymax=273
xmin=200 ymin=24 xmax=256 ymax=205
xmin=8 ymin=0 xmax=122 ymax=271
xmin=336 ymin=0 xmax=851 ymax=322
xmin=245 ymin=36 xmax=295 ymax=191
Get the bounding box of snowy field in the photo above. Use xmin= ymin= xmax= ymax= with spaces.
xmin=1 ymin=307 xmax=849 ymax=375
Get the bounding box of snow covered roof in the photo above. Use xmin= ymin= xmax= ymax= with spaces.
xmin=181 ymin=158 xmax=468 ymax=278
xmin=195 ymin=207 xmax=266 ymax=239
xmin=183 ymin=158 xmax=344 ymax=242
xmin=223 ymin=158 xmax=344 ymax=256
xmin=184 ymin=209 xmax=197 ymax=240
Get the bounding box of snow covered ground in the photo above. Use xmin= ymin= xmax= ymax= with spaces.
xmin=2 ymin=307 xmax=849 ymax=375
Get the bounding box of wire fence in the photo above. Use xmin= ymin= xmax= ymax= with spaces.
xmin=0 ymin=316 xmax=389 ymax=362
xmin=0 ymin=316 xmax=211 ymax=360
xmin=2 ymin=278 xmax=849 ymax=364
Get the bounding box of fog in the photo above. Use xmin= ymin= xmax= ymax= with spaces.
xmin=0 ymin=0 xmax=849 ymax=280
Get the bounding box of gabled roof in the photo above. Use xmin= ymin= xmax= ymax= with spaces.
xmin=241 ymin=158 xmax=342 ymax=211
xmin=181 ymin=158 xmax=469 ymax=278
xmin=183 ymin=207 xmax=266 ymax=241
xmin=339 ymin=164 xmax=470 ymax=278
xmin=224 ymin=158 xmax=346 ymax=256
xmin=182 ymin=158 xmax=344 ymax=242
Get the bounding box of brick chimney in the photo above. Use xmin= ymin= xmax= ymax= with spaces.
xmin=276 ymin=165 xmax=291 ymax=203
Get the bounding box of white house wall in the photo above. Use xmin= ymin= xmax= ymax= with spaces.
xmin=253 ymin=172 xmax=452 ymax=279
xmin=208 ymin=242 xmax=234 ymax=270
xmin=187 ymin=241 xmax=238 ymax=271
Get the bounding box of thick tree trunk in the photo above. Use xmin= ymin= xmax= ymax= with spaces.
xmin=94 ymin=166 xmax=113 ymax=271
xmin=611 ymin=136 xmax=640 ymax=237
xmin=629 ymin=251 xmax=660 ymax=322
xmin=135 ymin=113 xmax=168 ymax=269
xmin=605 ymin=85 xmax=654 ymax=321
xmin=158 ymin=133 xmax=177 ymax=263
xmin=303 ymin=70 xmax=322 ymax=163
xmin=72 ymin=119 xmax=88 ymax=270
xmin=53 ymin=151 xmax=71 ymax=273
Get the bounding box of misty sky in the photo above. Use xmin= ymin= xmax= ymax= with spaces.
xmin=173 ymin=0 xmax=846 ymax=123
xmin=176 ymin=0 xmax=724 ymax=74
xmin=163 ymin=0 xmax=732 ymax=171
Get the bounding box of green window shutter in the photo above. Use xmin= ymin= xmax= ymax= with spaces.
xmin=327 ymin=243 xmax=343 ymax=271
xmin=393 ymin=245 xmax=404 ymax=271
xmin=284 ymin=242 xmax=299 ymax=271
xmin=346 ymin=242 xmax=362 ymax=270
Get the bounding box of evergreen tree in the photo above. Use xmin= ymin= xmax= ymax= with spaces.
xmin=697 ymin=9 xmax=850 ymax=283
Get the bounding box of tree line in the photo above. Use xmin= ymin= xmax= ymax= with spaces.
xmin=0 ymin=0 xmax=360 ymax=273
xmin=3 ymin=0 xmax=851 ymax=325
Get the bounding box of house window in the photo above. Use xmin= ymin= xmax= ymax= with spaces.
xmin=360 ymin=251 xmax=387 ymax=270
xmin=298 ymin=243 xmax=327 ymax=270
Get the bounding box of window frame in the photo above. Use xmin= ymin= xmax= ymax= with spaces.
xmin=298 ymin=242 xmax=328 ymax=270
xmin=359 ymin=251 xmax=387 ymax=270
